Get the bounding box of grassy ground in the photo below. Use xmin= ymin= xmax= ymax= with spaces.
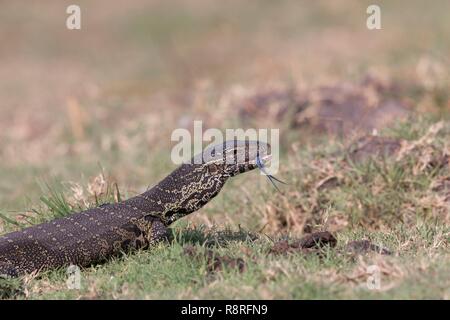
xmin=1 ymin=118 xmax=449 ymax=299
xmin=0 ymin=1 xmax=449 ymax=299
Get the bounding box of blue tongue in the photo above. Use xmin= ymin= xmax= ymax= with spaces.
xmin=256 ymin=156 xmax=287 ymax=193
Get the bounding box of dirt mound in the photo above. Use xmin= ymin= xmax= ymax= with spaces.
xmin=346 ymin=136 xmax=404 ymax=164
xmin=235 ymin=75 xmax=412 ymax=137
xmin=269 ymin=231 xmax=337 ymax=255
xmin=268 ymin=232 xmax=393 ymax=258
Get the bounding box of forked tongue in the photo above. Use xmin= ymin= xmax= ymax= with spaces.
xmin=256 ymin=156 xmax=287 ymax=193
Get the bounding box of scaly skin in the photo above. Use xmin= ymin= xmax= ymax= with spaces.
xmin=0 ymin=140 xmax=271 ymax=277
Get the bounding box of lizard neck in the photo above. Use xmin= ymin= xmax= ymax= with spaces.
xmin=124 ymin=164 xmax=228 ymax=225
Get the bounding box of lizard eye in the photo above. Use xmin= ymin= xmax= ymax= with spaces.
xmin=208 ymin=163 xmax=218 ymax=174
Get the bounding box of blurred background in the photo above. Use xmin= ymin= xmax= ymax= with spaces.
xmin=0 ymin=0 xmax=449 ymax=224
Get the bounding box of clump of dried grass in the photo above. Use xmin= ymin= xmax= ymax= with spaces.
xmin=0 ymin=172 xmax=122 ymax=230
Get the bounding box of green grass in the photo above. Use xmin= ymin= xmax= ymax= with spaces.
xmin=1 ymin=224 xmax=448 ymax=299
xmin=1 ymin=118 xmax=448 ymax=300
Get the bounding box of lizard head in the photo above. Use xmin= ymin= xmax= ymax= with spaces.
xmin=193 ymin=140 xmax=272 ymax=177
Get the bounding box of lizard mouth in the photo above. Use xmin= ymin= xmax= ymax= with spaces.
xmin=259 ymin=153 xmax=272 ymax=163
